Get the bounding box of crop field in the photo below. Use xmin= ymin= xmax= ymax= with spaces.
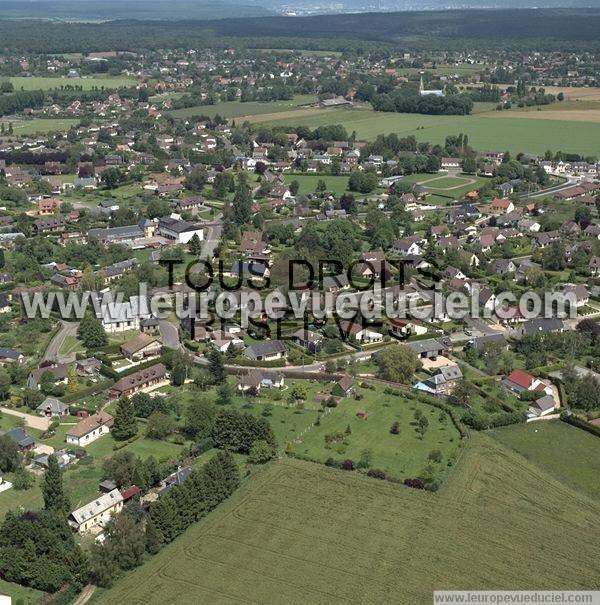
xmin=8 ymin=75 xmax=137 ymax=90
xmin=264 ymin=106 xmax=600 ymax=155
xmin=168 ymin=95 xmax=316 ymax=119
xmin=489 ymin=420 xmax=600 ymax=500
xmin=93 ymin=432 xmax=600 ymax=605
xmin=0 ymin=118 xmax=78 ymax=135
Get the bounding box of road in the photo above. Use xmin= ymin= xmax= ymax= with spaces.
xmin=159 ymin=320 xmax=182 ymax=350
xmin=0 ymin=407 xmax=50 ymax=431
xmin=200 ymin=213 xmax=222 ymax=261
xmin=42 ymin=320 xmax=79 ymax=364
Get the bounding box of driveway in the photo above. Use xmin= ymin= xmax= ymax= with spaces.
xmin=0 ymin=407 xmax=50 ymax=431
xmin=159 ymin=320 xmax=182 ymax=350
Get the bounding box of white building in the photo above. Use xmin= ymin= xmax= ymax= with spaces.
xmin=68 ymin=489 xmax=123 ymax=533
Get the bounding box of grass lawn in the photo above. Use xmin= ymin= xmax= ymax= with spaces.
xmin=0 ymin=578 xmax=45 ymax=604
xmin=93 ymin=432 xmax=600 ymax=604
xmin=489 ymin=420 xmax=600 ymax=500
xmin=397 ymin=172 xmax=488 ymax=203
xmin=265 ymin=106 xmax=600 ymax=155
xmin=83 ymin=431 xmax=186 ymax=463
xmin=8 ymin=75 xmax=137 ymax=90
xmin=0 ymin=118 xmax=78 ymax=135
xmin=58 ymin=334 xmax=85 ymax=357
xmin=283 ymin=173 xmax=352 ymax=197
xmin=169 ymin=94 xmax=316 ymax=119
xmin=290 ymin=384 xmax=461 ymax=482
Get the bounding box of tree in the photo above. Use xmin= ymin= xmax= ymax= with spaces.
xmin=0 ymin=367 xmax=11 ymax=398
xmin=184 ymin=397 xmax=216 ymax=439
xmin=184 ymin=168 xmax=207 ymax=192
xmin=101 ymin=167 xmax=123 ymax=189
xmin=188 ymin=233 xmax=202 ymax=255
xmin=231 ymin=176 xmax=253 ymax=225
xmin=112 ymin=396 xmax=138 ymax=441
xmin=462 ymin=156 xmax=477 ymax=174
xmin=375 ymin=345 xmax=420 ymax=383
xmin=66 ymin=367 xmax=79 ymax=394
xmin=42 ymin=455 xmax=70 ymax=514
xmin=289 ymin=179 xmax=300 ymax=196
xmin=451 ymin=378 xmax=472 ymax=406
xmin=577 ymin=318 xmax=600 ymax=345
xmin=248 ymin=439 xmax=276 ymax=464
xmin=146 ymin=411 xmax=175 ymax=440
xmin=207 ymin=348 xmax=226 ymax=384
xmin=78 ymin=313 xmax=107 ymax=349
xmin=0 ymin=434 xmax=20 ymax=472
xmin=216 ymin=382 xmax=233 ymax=405
xmin=145 ymin=518 xmax=163 ymax=554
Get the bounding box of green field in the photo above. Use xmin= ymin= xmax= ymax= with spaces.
xmin=283 ymin=173 xmax=352 ymax=197
xmin=0 ymin=118 xmax=78 ymax=135
xmin=265 ymin=106 xmax=600 ymax=155
xmin=169 ymin=95 xmax=316 ymax=119
xmin=93 ymin=431 xmax=600 ymax=604
xmin=489 ymin=420 xmax=600 ymax=500
xmin=0 ymin=578 xmax=44 ymax=605
xmin=8 ymin=75 xmax=137 ymax=90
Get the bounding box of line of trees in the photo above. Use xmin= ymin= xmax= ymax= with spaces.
xmin=371 ymin=88 xmax=473 ymax=116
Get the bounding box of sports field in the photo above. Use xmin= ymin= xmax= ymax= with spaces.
xmin=168 ymin=95 xmax=316 ymax=119
xmin=8 ymin=75 xmax=137 ymax=90
xmin=92 ymin=431 xmax=600 ymax=604
xmin=264 ymin=106 xmax=600 ymax=155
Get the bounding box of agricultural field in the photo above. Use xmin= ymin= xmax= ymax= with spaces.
xmin=264 ymin=105 xmax=600 ymax=155
xmin=168 ymin=95 xmax=316 ymax=120
xmin=8 ymin=75 xmax=137 ymax=90
xmin=0 ymin=118 xmax=78 ymax=135
xmin=92 ymin=432 xmax=600 ymax=605
xmin=489 ymin=420 xmax=600 ymax=500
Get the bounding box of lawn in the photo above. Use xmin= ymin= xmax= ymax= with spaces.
xmin=283 ymin=173 xmax=352 ymax=197
xmin=489 ymin=420 xmax=600 ymax=500
xmin=58 ymin=334 xmax=85 ymax=357
xmin=0 ymin=578 xmax=45 ymax=604
xmin=265 ymin=106 xmax=600 ymax=155
xmin=290 ymin=384 xmax=461 ymax=482
xmin=0 ymin=118 xmax=78 ymax=135
xmin=92 ymin=432 xmax=600 ymax=604
xmin=169 ymin=94 xmax=316 ymax=119
xmin=8 ymin=75 xmax=137 ymax=90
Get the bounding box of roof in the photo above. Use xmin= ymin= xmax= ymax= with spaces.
xmin=121 ymin=485 xmax=141 ymax=500
xmin=36 ymin=397 xmax=69 ymax=415
xmin=2 ymin=427 xmax=35 ymax=449
xmin=120 ymin=333 xmax=160 ymax=357
xmin=69 ymin=489 xmax=123 ymax=526
xmin=521 ymin=317 xmax=564 ymax=334
xmin=532 ymin=395 xmax=556 ymax=412
xmin=435 ymin=364 xmax=463 ymax=381
xmin=505 ymin=370 xmax=535 ymax=390
xmin=337 ymin=374 xmax=354 ymax=392
xmin=0 ymin=347 xmax=21 ymax=360
xmin=244 ymin=340 xmax=287 ymax=359
xmin=66 ymin=411 xmax=114 ymax=438
xmin=407 ymin=338 xmax=449 ymax=355
xmin=111 ymin=363 xmax=167 ymax=394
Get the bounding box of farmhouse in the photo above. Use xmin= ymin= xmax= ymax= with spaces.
xmin=528 ymin=394 xmax=558 ymax=418
xmin=36 ymin=397 xmax=70 ymax=417
xmin=238 ymin=369 xmax=285 ymax=393
xmin=109 ymin=363 xmax=168 ymax=398
xmin=501 ymin=370 xmax=551 ymax=395
xmin=66 ymin=412 xmax=114 ymax=447
xmin=68 ymin=489 xmax=123 ymax=533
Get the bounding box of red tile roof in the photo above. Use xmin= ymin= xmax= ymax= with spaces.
xmin=506 ymin=369 xmax=535 ymax=390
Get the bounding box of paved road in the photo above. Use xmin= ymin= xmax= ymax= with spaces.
xmin=159 ymin=320 xmax=182 ymax=350
xmin=43 ymin=320 xmax=79 ymax=364
xmin=200 ymin=214 xmax=223 ymax=261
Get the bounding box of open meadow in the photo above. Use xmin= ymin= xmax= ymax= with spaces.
xmin=0 ymin=118 xmax=78 ymax=135
xmin=8 ymin=75 xmax=137 ymax=90
xmin=91 ymin=431 xmax=600 ymax=605
xmin=264 ymin=105 xmax=600 ymax=155
xmin=168 ymin=95 xmax=316 ymax=120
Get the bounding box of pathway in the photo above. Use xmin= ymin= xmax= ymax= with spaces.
xmin=42 ymin=320 xmax=79 ymax=364
xmin=0 ymin=407 xmax=50 ymax=431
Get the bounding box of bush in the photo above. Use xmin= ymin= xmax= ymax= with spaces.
xmin=366 ymin=468 xmax=387 ymax=480
xmin=390 ymin=421 xmax=400 ymax=435
xmin=341 ymin=459 xmax=354 ymax=470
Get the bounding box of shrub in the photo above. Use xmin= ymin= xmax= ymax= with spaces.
xmin=390 ymin=421 xmax=400 ymax=435
xmin=366 ymin=468 xmax=387 ymax=480
xmin=341 ymin=459 xmax=354 ymax=470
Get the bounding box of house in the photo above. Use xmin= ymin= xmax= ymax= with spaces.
xmin=158 ymin=216 xmax=204 ymax=244
xmin=109 ymin=363 xmax=168 ymax=398
xmin=0 ymin=348 xmax=23 ymax=365
xmin=589 ymin=256 xmax=600 ymax=277
xmin=513 ymin=318 xmax=565 ymax=337
xmin=244 ymin=340 xmax=287 ymax=362
xmin=333 ymin=374 xmax=354 ymax=398
xmin=414 ymin=364 xmax=462 ymax=396
xmin=99 ymin=480 xmax=118 ymax=494
xmin=441 ymin=157 xmax=460 ymax=169
xmin=36 ymin=397 xmax=70 ymax=417
xmin=478 ymin=287 xmax=497 ymax=312
xmin=68 ymin=489 xmax=123 ymax=533
xmin=528 ymin=394 xmax=557 ymax=418
xmin=100 ymin=295 xmax=150 ymax=333
xmin=120 ymin=333 xmax=162 ymax=361
xmin=492 ymin=259 xmax=516 ymax=275
xmin=37 ymin=198 xmax=60 ymax=215
xmin=502 ymin=370 xmax=550 ymax=395
xmin=392 ymin=236 xmax=422 ymax=256
xmin=227 ymin=260 xmax=270 ymax=281
xmin=238 ymin=369 xmax=284 ymax=393
xmin=0 ymin=428 xmax=35 ymax=451
xmin=27 ymin=363 xmax=69 ymax=389
xmin=159 ymin=466 xmax=193 ymax=496
xmin=388 ymin=318 xmax=428 ymax=338
xmin=338 ymin=320 xmax=383 ymax=344
xmin=121 ymin=485 xmax=141 ymax=504
xmin=292 ymin=329 xmax=324 ymax=353
xmin=407 ymin=338 xmax=450 ymax=360
xmin=533 ymin=230 xmax=560 ymax=248
xmin=66 ymin=412 xmax=114 ymax=447
xmin=466 ymin=333 xmax=508 ymax=353
xmin=490 ymin=198 xmax=515 ymax=215
xmin=563 ymin=283 xmax=589 ymax=308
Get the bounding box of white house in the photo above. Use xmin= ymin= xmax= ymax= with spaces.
xmin=65 ymin=412 xmax=113 ymax=447
xmin=158 ymin=216 xmax=204 ymax=245
xmin=68 ymin=489 xmax=123 ymax=533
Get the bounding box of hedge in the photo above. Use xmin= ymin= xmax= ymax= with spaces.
xmin=561 ymin=412 xmax=600 ymax=439
xmin=61 ymin=380 xmax=114 ymax=403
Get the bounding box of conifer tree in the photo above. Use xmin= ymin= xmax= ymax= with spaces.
xmin=42 ymin=454 xmax=70 ymax=514
xmin=112 ymin=395 xmax=138 ymax=441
